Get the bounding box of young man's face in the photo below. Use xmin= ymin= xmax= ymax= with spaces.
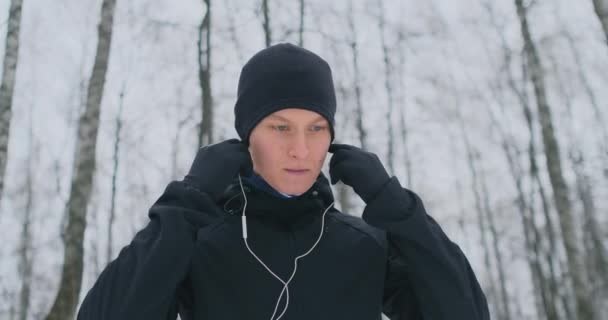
xmin=248 ymin=108 xmax=331 ymax=195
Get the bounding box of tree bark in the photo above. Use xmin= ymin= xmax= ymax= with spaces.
xmin=561 ymin=28 xmax=608 ymax=179
xmin=262 ymin=0 xmax=271 ymax=47
xmin=225 ymin=0 xmax=244 ymax=63
xmin=44 ymin=0 xmax=116 ymax=319
xmin=328 ymin=39 xmax=354 ymax=214
xmin=592 ymin=0 xmax=608 ymax=46
xmin=482 ymin=3 xmax=568 ymax=316
xmin=520 ymin=57 xmax=563 ymax=319
xmin=479 ymin=33 xmax=552 ymax=317
xmin=573 ymin=152 xmax=608 ymax=295
xmin=0 ymin=0 xmax=23 ymax=203
xmin=107 ymin=87 xmax=124 ymax=264
xmin=396 ymin=28 xmax=413 ymax=188
xmin=514 ymin=1 xmax=594 ymax=319
xmin=501 ymin=131 xmax=554 ymax=320
xmin=456 ymin=104 xmax=501 ymax=319
xmin=347 ymin=2 xmax=367 ymax=150
xmin=547 ymin=48 xmax=608 ymax=313
xmin=376 ymin=0 xmax=396 ymax=175
xmin=479 ymin=165 xmax=512 ymax=320
xmin=298 ymin=0 xmax=304 ymax=46
xmin=197 ymin=0 xmax=213 ymax=148
xmin=18 ymin=110 xmax=35 ymax=320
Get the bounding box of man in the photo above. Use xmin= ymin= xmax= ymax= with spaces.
xmin=78 ymin=43 xmax=490 ymax=320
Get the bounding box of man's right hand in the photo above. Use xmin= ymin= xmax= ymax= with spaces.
xmin=185 ymin=138 xmax=253 ymax=201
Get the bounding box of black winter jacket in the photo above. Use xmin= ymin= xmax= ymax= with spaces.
xmin=77 ymin=172 xmax=490 ymax=320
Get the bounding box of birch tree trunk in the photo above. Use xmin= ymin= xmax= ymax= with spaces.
xmin=561 ymin=28 xmax=608 ymax=179
xmin=514 ymin=1 xmax=594 ymax=319
xmin=593 ymin=0 xmax=608 ymax=46
xmin=44 ymin=0 xmax=116 ymax=319
xmin=376 ymin=0 xmax=396 ymax=175
xmin=519 ymin=57 xmax=564 ymax=319
xmin=347 ymin=2 xmax=368 ymax=150
xmin=479 ymin=30 xmax=553 ymax=315
xmin=18 ymin=110 xmax=35 ymax=320
xmin=197 ymin=0 xmax=213 ymax=148
xmin=334 ymin=97 xmax=352 ymax=213
xmin=107 ymin=87 xmax=124 ymax=264
xmin=573 ymin=152 xmax=608 ymax=298
xmin=456 ymin=103 xmax=501 ymax=319
xmin=262 ymin=0 xmax=271 ymax=47
xmin=328 ymin=38 xmax=354 ymax=213
xmin=547 ymin=49 xmax=608 ymax=313
xmin=479 ymin=165 xmax=512 ymax=320
xmin=442 ymin=14 xmax=511 ymax=312
xmin=500 ymin=131 xmax=553 ymax=320
xmin=396 ymin=29 xmax=413 ymax=188
xmin=0 ymin=0 xmax=23 ymax=203
xmin=298 ymin=0 xmax=304 ymax=46
xmin=170 ymin=91 xmax=191 ymax=181
xmin=225 ymin=0 xmax=244 ymax=63
xmin=483 ymin=5 xmax=565 ymax=315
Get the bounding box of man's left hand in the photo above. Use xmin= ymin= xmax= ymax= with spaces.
xmin=328 ymin=143 xmax=391 ymax=203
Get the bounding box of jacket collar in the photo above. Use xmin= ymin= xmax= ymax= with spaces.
xmin=241 ymin=172 xmax=297 ymax=198
xmin=218 ymin=171 xmax=335 ymax=227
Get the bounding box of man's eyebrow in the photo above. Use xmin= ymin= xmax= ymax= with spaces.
xmin=268 ymin=114 xmax=326 ymax=123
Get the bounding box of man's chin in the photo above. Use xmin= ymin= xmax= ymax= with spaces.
xmin=276 ymin=181 xmax=315 ymax=196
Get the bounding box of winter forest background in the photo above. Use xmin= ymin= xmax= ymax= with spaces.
xmin=0 ymin=0 xmax=607 ymax=319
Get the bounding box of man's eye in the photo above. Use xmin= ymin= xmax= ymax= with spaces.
xmin=312 ymin=126 xmax=327 ymax=132
xmin=273 ymin=125 xmax=289 ymax=131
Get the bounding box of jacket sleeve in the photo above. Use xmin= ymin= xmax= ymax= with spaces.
xmin=77 ymin=180 xmax=224 ymax=320
xmin=361 ymin=177 xmax=490 ymax=320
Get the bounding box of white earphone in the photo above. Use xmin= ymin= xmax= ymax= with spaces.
xmin=237 ymin=173 xmax=334 ymax=320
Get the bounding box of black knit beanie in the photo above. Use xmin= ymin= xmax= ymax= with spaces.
xmin=234 ymin=43 xmax=336 ymax=145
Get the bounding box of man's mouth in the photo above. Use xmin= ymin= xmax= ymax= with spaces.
xmin=285 ymin=168 xmax=309 ymax=175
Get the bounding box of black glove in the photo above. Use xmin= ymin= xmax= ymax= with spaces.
xmin=185 ymin=139 xmax=253 ymax=201
xmin=328 ymin=143 xmax=391 ymax=203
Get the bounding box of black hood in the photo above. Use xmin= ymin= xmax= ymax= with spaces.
xmin=217 ymin=171 xmax=335 ymax=228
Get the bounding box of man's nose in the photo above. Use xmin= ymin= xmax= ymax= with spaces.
xmin=288 ymin=133 xmax=309 ymax=159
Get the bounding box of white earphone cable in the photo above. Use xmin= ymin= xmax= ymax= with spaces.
xmin=237 ymin=173 xmax=334 ymax=320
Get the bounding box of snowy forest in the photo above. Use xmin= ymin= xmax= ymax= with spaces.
xmin=0 ymin=0 xmax=607 ymax=319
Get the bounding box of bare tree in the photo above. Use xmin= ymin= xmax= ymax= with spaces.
xmin=592 ymin=0 xmax=608 ymax=46
xmin=375 ymin=0 xmax=396 ymax=175
xmin=514 ymin=1 xmax=594 ymax=319
xmin=262 ymin=0 xmax=272 ymax=47
xmin=18 ymin=108 xmax=35 ymax=320
xmin=480 ymin=165 xmax=512 ymax=320
xmin=496 ymin=114 xmax=554 ymax=320
xmin=323 ymin=29 xmax=355 ymax=213
xmin=483 ymin=54 xmax=561 ymax=319
xmin=44 ymin=0 xmax=117 ymax=319
xmin=225 ymin=0 xmax=245 ymax=63
xmin=346 ymin=2 xmax=368 ymax=150
xmin=396 ymin=28 xmax=413 ymax=188
xmin=482 ymin=4 xmax=569 ymax=317
xmin=0 ymin=0 xmax=23 ymax=203
xmin=453 ymin=98 xmax=504 ymax=320
xmin=106 ymin=86 xmax=125 ymax=264
xmin=197 ymin=0 xmax=213 ymax=148
xmin=546 ymin=48 xmax=608 ymax=313
xmin=169 ymin=81 xmax=195 ymax=181
xmin=298 ymin=0 xmax=305 ymax=46
xmin=572 ymin=151 xmax=608 ymax=299
xmin=560 ymin=26 xmax=608 ymax=179
xmin=88 ymin=192 xmax=102 ymax=283
xmin=1 ymin=288 xmax=17 ymax=320
xmin=430 ymin=6 xmax=513 ymax=314
xmin=333 ymin=86 xmax=354 ymax=214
